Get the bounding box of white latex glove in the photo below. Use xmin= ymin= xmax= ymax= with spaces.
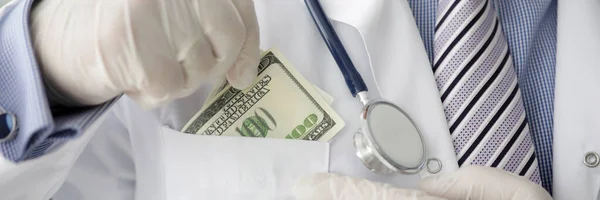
xmin=419 ymin=166 xmax=552 ymax=200
xmin=293 ymin=173 xmax=446 ymax=200
xmin=30 ymin=0 xmax=260 ymax=108
xmin=293 ymin=166 xmax=552 ymax=200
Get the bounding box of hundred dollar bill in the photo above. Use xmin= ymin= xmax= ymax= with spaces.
xmin=181 ymin=48 xmax=345 ymax=141
xmin=203 ymin=49 xmax=334 ymax=104
xmin=205 ymin=80 xmax=334 ymax=106
xmin=312 ymin=84 xmax=334 ymax=105
xmin=202 ymin=50 xmax=334 ymax=106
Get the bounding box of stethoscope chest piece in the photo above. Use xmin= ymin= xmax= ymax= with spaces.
xmin=354 ymin=127 xmax=397 ymax=175
xmin=303 ymin=0 xmax=442 ymax=176
xmin=352 ymin=97 xmax=427 ymax=175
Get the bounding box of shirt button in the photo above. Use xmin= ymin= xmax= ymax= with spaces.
xmin=0 ymin=112 xmax=16 ymax=142
xmin=583 ymin=151 xmax=600 ymax=168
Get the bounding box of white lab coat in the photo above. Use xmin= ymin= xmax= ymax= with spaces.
xmin=553 ymin=1 xmax=600 ymax=199
xmin=0 ymin=0 xmax=598 ymax=199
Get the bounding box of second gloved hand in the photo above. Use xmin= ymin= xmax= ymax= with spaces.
xmin=293 ymin=166 xmax=552 ymax=200
xmin=293 ymin=172 xmax=444 ymax=200
xmin=418 ymin=166 xmax=552 ymax=200
xmin=30 ymin=0 xmax=260 ymax=108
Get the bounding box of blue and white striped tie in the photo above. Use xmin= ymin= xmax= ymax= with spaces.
xmin=434 ymin=0 xmax=540 ymax=183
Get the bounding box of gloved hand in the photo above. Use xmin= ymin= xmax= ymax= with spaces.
xmin=418 ymin=166 xmax=551 ymax=200
xmin=293 ymin=173 xmax=445 ymax=200
xmin=293 ymin=166 xmax=552 ymax=200
xmin=30 ymin=0 xmax=260 ymax=108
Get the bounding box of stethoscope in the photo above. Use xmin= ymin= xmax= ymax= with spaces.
xmin=304 ymin=0 xmax=442 ymax=175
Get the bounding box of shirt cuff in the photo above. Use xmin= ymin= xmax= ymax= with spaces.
xmin=0 ymin=0 xmax=119 ymax=162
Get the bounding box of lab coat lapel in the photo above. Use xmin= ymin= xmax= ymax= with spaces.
xmin=554 ymin=1 xmax=600 ymax=199
xmin=321 ymin=0 xmax=459 ymax=175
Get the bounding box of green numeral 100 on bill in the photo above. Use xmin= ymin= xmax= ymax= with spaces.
xmin=236 ymin=107 xmax=277 ymax=137
xmin=286 ymin=114 xmax=318 ymax=139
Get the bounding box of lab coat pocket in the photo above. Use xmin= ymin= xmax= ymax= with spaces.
xmin=159 ymin=126 xmax=330 ymax=200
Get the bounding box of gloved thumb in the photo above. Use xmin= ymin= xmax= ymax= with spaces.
xmin=418 ymin=166 xmax=552 ymax=200
xmin=293 ymin=172 xmax=446 ymax=200
xmin=225 ymin=0 xmax=261 ymax=89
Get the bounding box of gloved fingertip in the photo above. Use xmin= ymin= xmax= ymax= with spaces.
xmin=417 ymin=175 xmax=441 ymax=191
xmin=226 ymin=59 xmax=259 ymax=89
xmin=418 ymin=173 xmax=458 ymax=197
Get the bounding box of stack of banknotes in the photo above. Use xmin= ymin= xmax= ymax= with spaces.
xmin=181 ymin=48 xmax=345 ymax=142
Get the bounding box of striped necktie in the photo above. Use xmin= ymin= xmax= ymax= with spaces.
xmin=434 ymin=0 xmax=540 ymax=183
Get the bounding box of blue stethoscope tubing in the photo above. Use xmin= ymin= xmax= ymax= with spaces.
xmin=303 ymin=0 xmax=368 ymax=97
xmin=303 ymin=0 xmax=442 ymax=175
